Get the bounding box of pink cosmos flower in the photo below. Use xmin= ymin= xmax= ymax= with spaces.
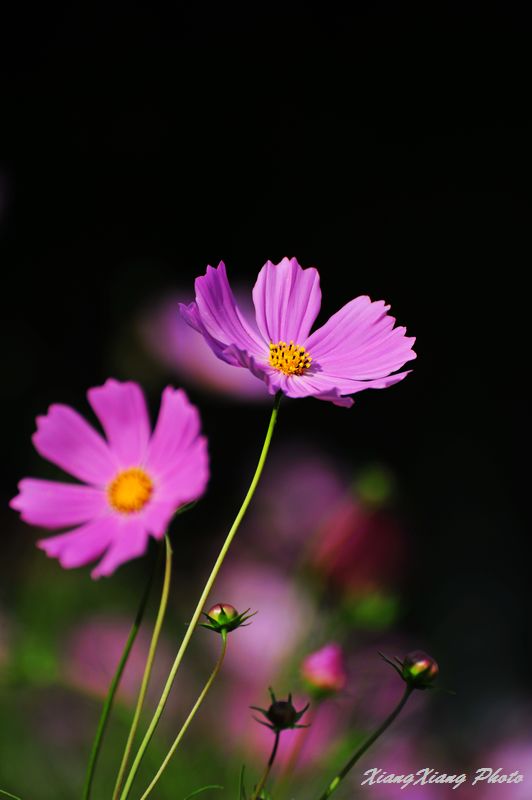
xmin=180 ymin=257 xmax=416 ymax=407
xmin=301 ymin=643 xmax=348 ymax=695
xmin=10 ymin=379 xmax=209 ymax=578
xmin=243 ymin=443 xmax=349 ymax=562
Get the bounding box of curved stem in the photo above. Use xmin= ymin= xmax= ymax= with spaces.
xmin=82 ymin=549 xmax=159 ymax=800
xmin=251 ymin=731 xmax=280 ymax=800
xmin=112 ymin=535 xmax=173 ymax=799
xmin=316 ymin=686 xmax=413 ymax=800
xmin=139 ymin=632 xmax=228 ymax=800
xmin=119 ymin=393 xmax=282 ymax=800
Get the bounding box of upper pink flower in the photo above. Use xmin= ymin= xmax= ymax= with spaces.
xmin=301 ymin=643 xmax=348 ymax=695
xmin=180 ymin=257 xmax=416 ymax=407
xmin=10 ymin=380 xmax=209 ymax=578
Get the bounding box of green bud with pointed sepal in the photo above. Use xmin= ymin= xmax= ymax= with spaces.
xmin=200 ymin=603 xmax=256 ymax=637
xmin=251 ymin=687 xmax=310 ymax=733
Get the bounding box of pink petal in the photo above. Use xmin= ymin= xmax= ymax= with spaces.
xmin=87 ymin=379 xmax=151 ymax=467
xmin=10 ymin=479 xmax=106 ymax=529
xmin=33 ymin=404 xmax=118 ymax=486
xmin=305 ymin=296 xmax=416 ymax=379
xmin=181 ymin=262 xmax=264 ymax=364
xmin=90 ymin=517 xmax=149 ymax=579
xmin=252 ymin=257 xmax=321 ymax=344
xmin=141 ymin=499 xmax=181 ymax=539
xmin=269 ymin=370 xmax=410 ymax=406
xmin=147 ymin=387 xmax=202 ymax=473
xmin=154 ymin=438 xmax=209 ymax=506
xmin=179 ymin=301 xmax=243 ymax=368
xmin=145 ymin=387 xmax=210 ymax=507
xmin=38 ymin=516 xmax=119 ymax=571
xmin=223 ymin=344 xmax=273 ymax=387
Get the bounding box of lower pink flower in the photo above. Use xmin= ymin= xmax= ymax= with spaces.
xmin=301 ymin=643 xmax=348 ymax=695
xmin=10 ymin=379 xmax=209 ymax=578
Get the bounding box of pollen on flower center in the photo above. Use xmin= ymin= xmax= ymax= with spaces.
xmin=107 ymin=468 xmax=153 ymax=514
xmin=269 ymin=340 xmax=312 ymax=376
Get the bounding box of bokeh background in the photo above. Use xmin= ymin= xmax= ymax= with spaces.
xmin=1 ymin=4 xmax=530 ymax=799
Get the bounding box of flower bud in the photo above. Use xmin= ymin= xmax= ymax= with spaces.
xmin=379 ymin=649 xmax=439 ymax=691
xmin=402 ymin=650 xmax=439 ymax=689
xmin=207 ymin=603 xmax=239 ymax=624
xmin=251 ymin=687 xmax=310 ymax=732
xmin=301 ymin=643 xmax=347 ymax=697
xmin=201 ymin=603 xmax=256 ymax=636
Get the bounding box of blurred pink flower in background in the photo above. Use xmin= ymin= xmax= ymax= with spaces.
xmin=209 ymin=559 xmax=313 ymax=683
xmin=140 ymin=293 xmax=269 ymax=400
xmin=226 ymin=685 xmax=346 ymax=770
xmin=243 ymin=443 xmax=349 ymax=562
xmin=301 ymin=643 xmax=348 ymax=696
xmin=467 ymin=737 xmax=532 ymax=799
xmin=308 ymin=497 xmax=406 ymax=597
xmin=356 ymin=738 xmax=449 ymax=799
xmin=63 ymin=615 xmax=177 ymax=707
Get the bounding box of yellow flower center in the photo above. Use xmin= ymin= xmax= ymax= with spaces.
xmin=269 ymin=340 xmax=312 ymax=376
xmin=107 ymin=468 xmax=153 ymax=514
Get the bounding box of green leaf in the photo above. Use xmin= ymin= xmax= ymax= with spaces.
xmin=175 ymin=500 xmax=199 ymax=517
xmin=183 ymin=785 xmax=223 ymax=800
xmin=0 ymin=791 xmax=22 ymax=800
xmin=238 ymin=765 xmax=247 ymax=800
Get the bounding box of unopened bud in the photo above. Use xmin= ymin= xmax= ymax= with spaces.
xmin=251 ymin=687 xmax=310 ymax=732
xmin=402 ymin=650 xmax=439 ymax=689
xmin=201 ymin=603 xmax=256 ymax=636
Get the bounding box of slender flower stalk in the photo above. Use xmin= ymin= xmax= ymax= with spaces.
xmin=274 ymin=706 xmax=316 ymax=798
xmin=316 ymin=686 xmax=413 ymax=800
xmin=119 ymin=393 xmax=282 ymax=800
xmin=82 ymin=549 xmax=159 ymax=800
xmin=251 ymin=730 xmax=280 ymax=800
xmin=139 ymin=631 xmax=229 ymax=800
xmin=112 ymin=535 xmax=173 ymax=799
xmin=250 ymin=689 xmax=310 ymax=800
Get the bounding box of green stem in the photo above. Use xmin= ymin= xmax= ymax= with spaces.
xmin=251 ymin=731 xmax=280 ymax=800
xmin=81 ymin=549 xmax=159 ymax=800
xmin=316 ymin=686 xmax=413 ymax=800
xmin=119 ymin=392 xmax=282 ymax=800
xmin=139 ymin=631 xmax=228 ymax=799
xmin=274 ymin=704 xmax=317 ymax=799
xmin=112 ymin=535 xmax=173 ymax=799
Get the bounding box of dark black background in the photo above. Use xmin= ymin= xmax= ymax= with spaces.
xmin=1 ymin=2 xmax=530 ymax=748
